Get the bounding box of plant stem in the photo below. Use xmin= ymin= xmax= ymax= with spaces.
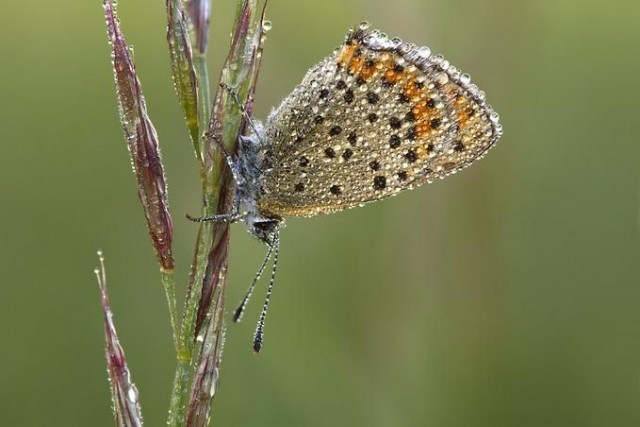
xmin=167 ymin=19 xmax=218 ymax=427
xmin=194 ymin=52 xmax=211 ymax=164
xmin=168 ymin=352 xmax=193 ymax=427
xmin=167 ymin=1 xmax=265 ymax=424
xmin=161 ymin=269 xmax=180 ymax=353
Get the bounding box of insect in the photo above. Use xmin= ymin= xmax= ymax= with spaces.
xmin=191 ymin=23 xmax=503 ymax=352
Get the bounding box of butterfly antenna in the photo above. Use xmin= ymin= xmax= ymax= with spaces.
xmin=219 ymin=83 xmax=264 ymax=144
xmin=233 ymin=242 xmax=275 ymax=323
xmin=252 ymin=234 xmax=280 ymax=353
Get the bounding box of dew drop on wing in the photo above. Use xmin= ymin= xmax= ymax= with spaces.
xmin=417 ymin=46 xmax=431 ymax=59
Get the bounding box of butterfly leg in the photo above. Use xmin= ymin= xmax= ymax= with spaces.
xmin=186 ymin=210 xmax=245 ymax=223
xmin=204 ymin=131 xmax=245 ymax=187
xmin=219 ymin=83 xmax=264 ymax=143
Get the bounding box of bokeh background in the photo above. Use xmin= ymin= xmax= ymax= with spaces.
xmin=2 ymin=0 xmax=640 ymax=425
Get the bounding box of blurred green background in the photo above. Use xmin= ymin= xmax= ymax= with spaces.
xmin=2 ymin=0 xmax=639 ymax=425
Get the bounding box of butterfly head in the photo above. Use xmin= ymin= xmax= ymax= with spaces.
xmin=245 ymin=212 xmax=282 ymax=246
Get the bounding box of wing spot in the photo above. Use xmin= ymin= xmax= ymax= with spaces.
xmin=344 ymin=89 xmax=355 ymax=103
xmin=347 ymin=131 xmax=357 ymax=145
xmin=324 ymin=148 xmax=336 ymax=158
xmin=405 ymin=149 xmax=418 ymax=163
xmin=389 ymin=117 xmax=402 ymax=129
xmin=366 ymin=92 xmax=379 ymax=104
xmin=389 ymin=135 xmax=401 ymax=149
xmin=329 ymin=125 xmax=343 ymax=136
xmin=373 ymin=176 xmax=387 ymax=190
xmin=405 ymin=127 xmax=417 ymax=140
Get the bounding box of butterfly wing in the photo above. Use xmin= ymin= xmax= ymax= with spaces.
xmin=257 ymin=25 xmax=502 ymax=218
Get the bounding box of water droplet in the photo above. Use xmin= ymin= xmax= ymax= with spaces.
xmin=460 ymin=73 xmax=471 ymax=84
xmin=210 ymin=367 xmax=219 ymax=396
xmin=262 ymin=20 xmax=272 ymax=32
xmin=359 ymin=21 xmax=370 ymax=30
xmin=128 ymin=386 xmax=138 ymax=403
xmin=417 ymin=46 xmax=431 ymax=59
xmin=434 ymin=71 xmax=449 ymax=85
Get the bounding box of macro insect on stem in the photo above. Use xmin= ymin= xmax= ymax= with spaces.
xmin=192 ymin=22 xmax=502 ymax=354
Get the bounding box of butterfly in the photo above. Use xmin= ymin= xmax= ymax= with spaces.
xmin=191 ymin=23 xmax=502 ymax=351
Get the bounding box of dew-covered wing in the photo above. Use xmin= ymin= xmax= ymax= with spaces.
xmin=257 ymin=25 xmax=502 ymax=218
